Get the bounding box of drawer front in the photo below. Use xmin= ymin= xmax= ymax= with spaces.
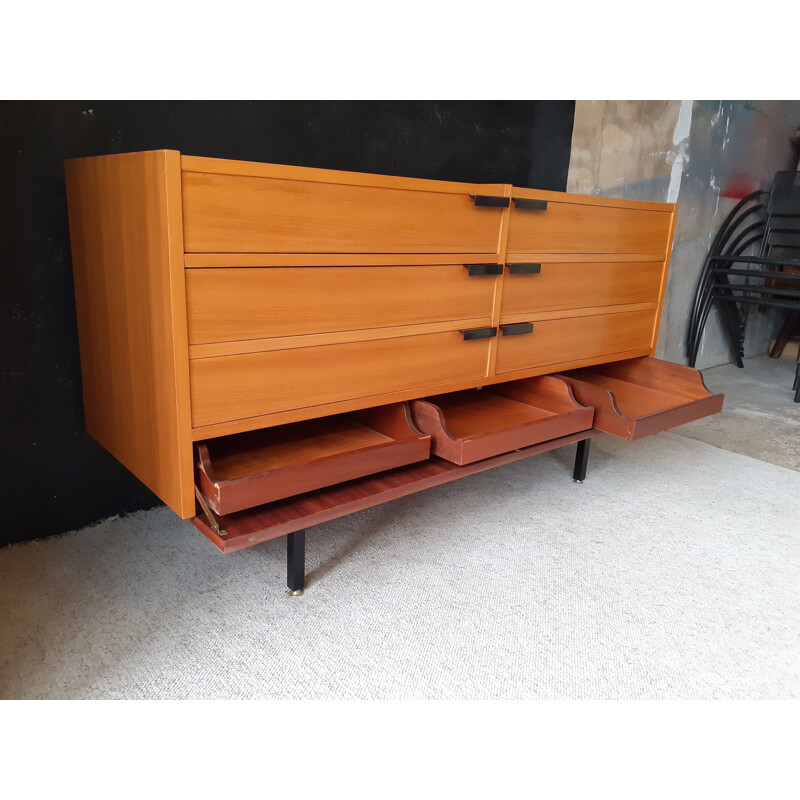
xmin=507 ymin=200 xmax=673 ymax=256
xmin=182 ymin=172 xmax=503 ymax=254
xmin=500 ymin=261 xmax=664 ymax=319
xmin=186 ymin=265 xmax=497 ymax=345
xmin=190 ymin=331 xmax=491 ymax=427
xmin=495 ymin=310 xmax=656 ymax=374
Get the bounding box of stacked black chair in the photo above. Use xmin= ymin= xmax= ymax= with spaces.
xmin=686 ymin=171 xmax=800 ymax=401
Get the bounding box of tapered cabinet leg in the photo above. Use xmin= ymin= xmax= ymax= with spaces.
xmin=573 ymin=438 xmax=590 ymax=483
xmin=287 ymin=529 xmax=306 ymax=596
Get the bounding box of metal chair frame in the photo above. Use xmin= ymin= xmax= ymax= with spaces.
xmin=686 ymin=172 xmax=800 ymax=402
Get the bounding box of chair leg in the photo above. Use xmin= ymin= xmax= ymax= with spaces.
xmin=573 ymin=438 xmax=591 ymax=484
xmin=287 ymin=529 xmax=306 ymax=596
xmin=769 ymin=309 xmax=800 ymax=358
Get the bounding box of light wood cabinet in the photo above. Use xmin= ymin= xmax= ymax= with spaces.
xmin=65 ymin=150 xmax=722 ymax=590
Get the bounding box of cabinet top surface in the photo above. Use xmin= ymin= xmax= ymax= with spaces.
xmin=65 ymin=149 xmax=676 ymax=212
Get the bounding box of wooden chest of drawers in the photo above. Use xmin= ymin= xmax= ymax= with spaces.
xmin=65 ymin=150 xmax=722 ymax=589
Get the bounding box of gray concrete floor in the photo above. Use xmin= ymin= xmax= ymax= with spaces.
xmin=675 ymin=354 xmax=800 ymax=472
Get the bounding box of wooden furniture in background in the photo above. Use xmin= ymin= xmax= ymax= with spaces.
xmin=65 ymin=151 xmax=722 ymax=594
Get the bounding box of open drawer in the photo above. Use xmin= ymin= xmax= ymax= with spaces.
xmin=410 ymin=375 xmax=593 ymax=465
xmin=556 ymin=356 xmax=724 ymax=440
xmin=196 ymin=404 xmax=430 ymax=515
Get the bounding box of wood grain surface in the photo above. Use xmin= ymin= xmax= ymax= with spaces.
xmin=65 ymin=150 xmax=689 ymax=530
xmin=411 ymin=382 xmax=593 ymax=465
xmin=191 ymin=430 xmax=598 ymax=553
xmin=187 ymin=318 xmax=493 ymax=359
xmin=189 ymin=347 xmax=655 ymax=441
xmin=196 ymin=405 xmax=430 ymax=515
xmin=557 ymin=357 xmax=724 ymax=440
xmin=181 ymin=154 xmax=508 ymax=196
xmin=650 ymin=205 xmax=680 ymax=355
xmin=190 ymin=330 xmax=492 ymax=427
xmin=497 ymin=303 xmax=658 ymax=327
xmin=182 ymin=171 xmax=504 ymax=254
xmin=186 ymin=264 xmax=497 ymax=344
xmin=494 ymin=309 xmax=657 ymax=374
xmin=500 ymin=260 xmax=664 ymax=319
xmin=510 ymin=186 xmax=677 ymax=213
xmin=65 ymin=150 xmax=195 ymax=518
xmin=184 ymin=252 xmax=503 ymax=268
xmin=507 ymin=200 xmax=673 ymax=256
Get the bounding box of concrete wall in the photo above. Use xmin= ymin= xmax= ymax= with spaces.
xmin=568 ymin=100 xmax=800 ymax=367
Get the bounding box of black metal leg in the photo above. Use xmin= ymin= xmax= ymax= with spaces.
xmin=573 ymin=438 xmax=590 ymax=483
xmin=793 ymin=362 xmax=800 ymax=403
xmin=287 ymin=529 xmax=306 ymax=596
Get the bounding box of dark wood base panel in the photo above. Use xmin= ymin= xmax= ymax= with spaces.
xmin=191 ymin=430 xmax=597 ymax=554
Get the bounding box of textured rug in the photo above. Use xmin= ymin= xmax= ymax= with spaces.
xmin=1 ymin=432 xmax=798 ymax=699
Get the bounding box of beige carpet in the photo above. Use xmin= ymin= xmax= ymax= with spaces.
xmin=1 ymin=432 xmax=798 ymax=699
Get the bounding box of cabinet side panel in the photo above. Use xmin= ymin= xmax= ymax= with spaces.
xmin=65 ymin=150 xmax=195 ymax=518
xmin=650 ymin=203 xmax=679 ymax=354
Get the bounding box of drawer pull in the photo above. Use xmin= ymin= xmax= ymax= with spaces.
xmin=513 ymin=198 xmax=548 ymax=211
xmin=501 ymin=323 xmax=534 ymax=336
xmin=470 ymin=194 xmax=511 ymax=208
xmin=464 ymin=263 xmax=503 ymax=277
xmin=507 ymin=263 xmax=542 ymax=275
xmin=461 ymin=326 xmax=497 ymax=340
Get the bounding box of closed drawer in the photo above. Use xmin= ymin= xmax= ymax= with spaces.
xmin=506 ymin=197 xmax=673 ymax=256
xmin=494 ymin=310 xmax=655 ymax=374
xmin=190 ymin=330 xmax=492 ymax=427
xmin=182 ymin=171 xmax=504 ymax=254
xmin=500 ymin=261 xmax=664 ymax=319
xmin=186 ymin=264 xmax=498 ymax=345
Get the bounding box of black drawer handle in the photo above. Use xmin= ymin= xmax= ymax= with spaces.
xmin=507 ymin=263 xmax=542 ymax=275
xmin=470 ymin=194 xmax=510 ymax=208
xmin=461 ymin=326 xmax=497 ymax=340
xmin=513 ymin=198 xmax=548 ymax=211
xmin=464 ymin=263 xmax=503 ymax=277
xmin=501 ymin=323 xmax=534 ymax=336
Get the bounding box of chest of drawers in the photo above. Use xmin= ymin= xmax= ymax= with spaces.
xmin=65 ymin=150 xmax=722 ymax=593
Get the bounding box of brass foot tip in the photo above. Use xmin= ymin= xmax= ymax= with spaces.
xmin=573 ymin=479 xmax=584 ymax=484
xmin=288 ymin=589 xmax=304 ymax=596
